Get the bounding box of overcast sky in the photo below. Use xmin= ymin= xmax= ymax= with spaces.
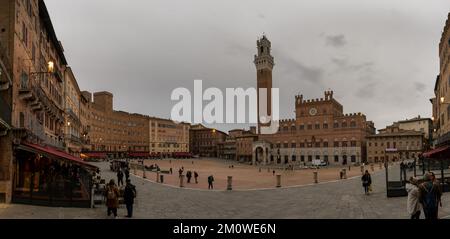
xmin=46 ymin=0 xmax=450 ymax=133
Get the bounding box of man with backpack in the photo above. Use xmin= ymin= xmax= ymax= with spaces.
xmin=208 ymin=175 xmax=214 ymax=190
xmin=419 ymin=172 xmax=443 ymax=219
xmin=123 ymin=179 xmax=137 ymax=218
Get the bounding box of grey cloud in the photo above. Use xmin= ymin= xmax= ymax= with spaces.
xmin=414 ymin=82 xmax=426 ymax=92
xmin=225 ymin=43 xmax=251 ymax=57
xmin=355 ymin=82 xmax=377 ymax=99
xmin=325 ymin=34 xmax=347 ymax=48
xmin=332 ymin=58 xmax=375 ymax=73
xmin=278 ymin=54 xmax=324 ymax=85
xmin=331 ymin=57 xmax=348 ymax=67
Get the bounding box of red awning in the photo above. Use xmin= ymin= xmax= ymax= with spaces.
xmin=129 ymin=152 xmax=149 ymax=157
xmin=422 ymin=145 xmax=450 ymax=158
xmin=19 ymin=142 xmax=98 ymax=170
xmin=83 ymin=152 xmax=107 ymax=159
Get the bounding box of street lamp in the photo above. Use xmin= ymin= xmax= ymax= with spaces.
xmin=30 ymin=61 xmax=55 ymax=76
xmin=440 ymin=97 xmax=450 ymax=105
xmin=47 ymin=61 xmax=55 ymax=73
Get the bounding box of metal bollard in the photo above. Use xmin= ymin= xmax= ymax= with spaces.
xmin=314 ymin=171 xmax=318 ymax=184
xmin=227 ymin=176 xmax=233 ymax=191
xmin=160 ymin=175 xmax=164 ymax=184
xmin=156 ymin=172 xmax=160 ymax=183
xmin=179 ymin=175 xmax=185 ymax=188
xmin=276 ymin=175 xmax=281 ymax=188
xmin=143 ymin=166 xmax=147 ymax=179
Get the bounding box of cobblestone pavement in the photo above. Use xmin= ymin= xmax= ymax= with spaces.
xmin=1 ymin=162 xmax=449 ymax=219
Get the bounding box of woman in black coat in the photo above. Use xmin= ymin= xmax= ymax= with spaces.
xmin=361 ymin=170 xmax=372 ymax=195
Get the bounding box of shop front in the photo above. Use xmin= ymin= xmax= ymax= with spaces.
xmin=12 ymin=142 xmax=98 ymax=208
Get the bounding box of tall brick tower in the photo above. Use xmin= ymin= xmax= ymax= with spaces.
xmin=254 ymin=35 xmax=275 ymax=133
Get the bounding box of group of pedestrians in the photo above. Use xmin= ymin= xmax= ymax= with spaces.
xmin=116 ymin=166 xmax=130 ymax=187
xmin=103 ymin=162 xmax=137 ymax=219
xmin=407 ymin=172 xmax=443 ymax=219
xmin=105 ymin=179 xmax=137 ymax=219
xmin=186 ymin=170 xmax=199 ymax=184
xmin=177 ymin=167 xmax=214 ymax=189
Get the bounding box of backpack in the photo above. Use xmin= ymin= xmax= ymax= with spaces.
xmin=422 ymin=183 xmax=437 ymax=209
xmin=107 ymin=188 xmax=116 ymax=200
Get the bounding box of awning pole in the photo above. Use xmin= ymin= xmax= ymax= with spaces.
xmin=441 ymin=158 xmax=445 ymax=188
xmin=414 ymin=157 xmax=417 ymax=177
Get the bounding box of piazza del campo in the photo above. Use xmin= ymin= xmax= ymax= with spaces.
xmin=0 ymin=0 xmax=450 ymax=220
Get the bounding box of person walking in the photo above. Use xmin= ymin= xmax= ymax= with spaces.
xmin=208 ymin=175 xmax=214 ymax=190
xmin=124 ymin=167 xmax=130 ymax=181
xmin=361 ymin=170 xmax=372 ymax=195
xmin=123 ymin=179 xmax=137 ymax=218
xmin=194 ymin=171 xmax=199 ymax=184
xmin=117 ymin=169 xmax=124 ymax=187
xmin=105 ymin=179 xmax=120 ymax=219
xmin=186 ymin=171 xmax=192 ymax=183
xmin=406 ymin=177 xmax=422 ymax=219
xmin=419 ymin=172 xmax=443 ymax=219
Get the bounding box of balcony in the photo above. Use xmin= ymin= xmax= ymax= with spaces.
xmin=11 ymin=120 xmax=46 ymax=145
xmin=66 ymin=109 xmax=81 ymax=125
xmin=35 ymin=86 xmax=64 ymax=122
xmin=18 ymin=80 xmax=37 ymax=101
xmin=66 ymin=134 xmax=82 ymax=145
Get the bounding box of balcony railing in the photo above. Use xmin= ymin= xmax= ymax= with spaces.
xmin=65 ymin=134 xmax=82 ymax=145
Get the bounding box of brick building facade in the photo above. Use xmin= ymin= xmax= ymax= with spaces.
xmin=190 ymin=124 xmax=227 ymax=157
xmin=431 ymin=13 xmax=450 ymax=146
xmin=239 ymin=36 xmax=376 ymax=166
xmin=149 ymin=117 xmax=190 ymax=156
xmin=88 ymin=91 xmax=150 ymax=155
xmin=366 ymin=125 xmax=424 ymax=163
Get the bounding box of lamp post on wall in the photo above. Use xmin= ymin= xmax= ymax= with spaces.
xmin=30 ymin=61 xmax=55 ymax=77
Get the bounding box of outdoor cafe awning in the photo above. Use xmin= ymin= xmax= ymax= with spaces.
xmin=82 ymin=152 xmax=107 ymax=159
xmin=17 ymin=142 xmax=98 ymax=170
xmin=129 ymin=152 xmax=150 ymax=157
xmin=422 ymin=145 xmax=450 ymax=158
